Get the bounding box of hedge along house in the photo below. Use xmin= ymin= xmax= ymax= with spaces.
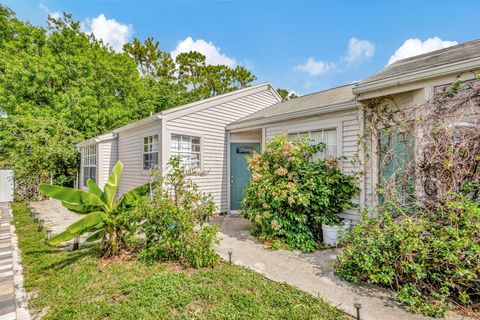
xmin=76 ymin=83 xmax=282 ymax=213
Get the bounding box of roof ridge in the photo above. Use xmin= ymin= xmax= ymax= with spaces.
xmin=290 ymin=82 xmax=357 ymax=100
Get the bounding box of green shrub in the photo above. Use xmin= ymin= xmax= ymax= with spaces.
xmin=242 ymin=135 xmax=359 ymax=252
xmin=132 ymin=157 xmax=219 ymax=268
xmin=335 ymin=196 xmax=480 ymax=317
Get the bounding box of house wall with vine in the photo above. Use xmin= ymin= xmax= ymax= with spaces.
xmin=357 ymin=69 xmax=480 ymax=214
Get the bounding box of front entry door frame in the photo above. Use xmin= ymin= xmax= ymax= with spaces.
xmin=228 ymin=142 xmax=261 ymax=213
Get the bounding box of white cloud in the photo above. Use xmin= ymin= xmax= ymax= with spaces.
xmin=345 ymin=37 xmax=375 ymax=64
xmin=171 ymin=37 xmax=236 ymax=67
xmin=294 ymin=58 xmax=335 ymax=76
xmin=81 ymin=14 xmax=133 ymax=52
xmin=39 ymin=3 xmax=61 ymax=20
xmin=388 ymin=37 xmax=458 ymax=65
xmin=295 ymin=37 xmax=374 ymax=76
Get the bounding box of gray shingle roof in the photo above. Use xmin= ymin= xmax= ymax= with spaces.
xmin=358 ymin=39 xmax=480 ymax=85
xmin=229 ymin=83 xmax=356 ymax=126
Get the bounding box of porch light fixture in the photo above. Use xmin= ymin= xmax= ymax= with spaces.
xmin=38 ymin=219 xmax=44 ymax=232
xmin=46 ymin=229 xmax=52 ymax=241
xmin=227 ymin=249 xmax=233 ymax=264
xmin=73 ymin=236 xmax=80 ymax=251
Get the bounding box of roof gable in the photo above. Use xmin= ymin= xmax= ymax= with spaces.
xmin=227 ymin=84 xmax=356 ymax=129
xmin=78 ymin=83 xmax=280 ymax=146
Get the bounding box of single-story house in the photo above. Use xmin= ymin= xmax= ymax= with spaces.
xmin=77 ymin=39 xmax=480 ymax=222
xmin=77 ymin=83 xmax=282 ymax=213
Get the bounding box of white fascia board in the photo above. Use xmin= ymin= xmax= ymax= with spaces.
xmin=226 ymin=101 xmax=358 ymax=131
xmin=77 ymin=132 xmax=118 ymax=148
xmin=268 ymin=86 xmax=283 ymax=103
xmin=353 ymin=57 xmax=480 ymax=95
xmin=162 ymin=83 xmax=275 ymax=121
xmin=114 ymin=114 xmax=162 ymax=134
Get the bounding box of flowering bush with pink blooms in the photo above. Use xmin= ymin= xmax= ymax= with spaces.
xmin=242 ymin=135 xmax=359 ymax=252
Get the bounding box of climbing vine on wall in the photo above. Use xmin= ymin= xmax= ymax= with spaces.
xmin=358 ymin=77 xmax=480 ymax=208
xmin=335 ymin=76 xmax=480 ymax=317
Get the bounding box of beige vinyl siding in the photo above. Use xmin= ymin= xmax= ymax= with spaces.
xmin=98 ymin=139 xmax=118 ymax=189
xmin=165 ymin=90 xmax=280 ymax=212
xmin=117 ymin=121 xmax=161 ymax=195
xmin=264 ymin=107 xmax=363 ymax=221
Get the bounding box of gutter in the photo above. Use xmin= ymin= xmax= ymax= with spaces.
xmin=226 ymin=101 xmax=358 ymax=130
xmin=76 ymin=132 xmax=118 ymax=148
xmin=114 ymin=114 xmax=162 ymax=134
xmin=353 ymin=57 xmax=480 ymax=95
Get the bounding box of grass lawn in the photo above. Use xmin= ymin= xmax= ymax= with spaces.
xmin=13 ymin=203 xmax=347 ymax=320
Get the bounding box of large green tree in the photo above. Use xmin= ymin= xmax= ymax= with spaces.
xmin=0 ymin=5 xmax=264 ymax=200
xmin=125 ymin=38 xmax=257 ymax=101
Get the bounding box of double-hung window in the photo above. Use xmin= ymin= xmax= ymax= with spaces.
xmin=83 ymin=145 xmax=97 ymax=186
xmin=288 ymin=128 xmax=337 ymax=160
xmin=171 ymin=134 xmax=201 ymax=170
xmin=143 ymin=135 xmax=159 ymax=170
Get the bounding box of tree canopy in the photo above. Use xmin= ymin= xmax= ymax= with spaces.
xmin=0 ymin=5 xmax=260 ymax=199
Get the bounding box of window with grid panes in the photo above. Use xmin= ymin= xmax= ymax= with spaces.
xmin=287 ymin=129 xmax=337 ymax=160
xmin=171 ymin=134 xmax=201 ymax=170
xmin=143 ymin=135 xmax=159 ymax=169
xmin=83 ymin=145 xmax=97 ymax=186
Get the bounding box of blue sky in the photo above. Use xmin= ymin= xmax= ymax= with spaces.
xmin=4 ymin=0 xmax=480 ymax=95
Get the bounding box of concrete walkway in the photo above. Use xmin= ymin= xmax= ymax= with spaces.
xmin=0 ymin=203 xmax=29 ymax=320
xmin=30 ymin=200 xmax=472 ymax=320
xmin=215 ymin=216 xmax=471 ymax=320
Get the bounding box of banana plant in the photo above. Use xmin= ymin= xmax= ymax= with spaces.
xmin=39 ymin=161 xmax=149 ymax=257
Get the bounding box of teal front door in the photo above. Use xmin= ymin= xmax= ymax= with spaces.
xmin=230 ymin=143 xmax=260 ymax=211
xmin=379 ymin=128 xmax=415 ymax=204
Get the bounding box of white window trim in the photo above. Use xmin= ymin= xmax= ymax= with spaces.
xmin=83 ymin=145 xmax=97 ymax=187
xmin=285 ymin=125 xmax=342 ymax=159
xmin=167 ymin=130 xmax=204 ymax=172
xmin=142 ymin=134 xmax=159 ymax=171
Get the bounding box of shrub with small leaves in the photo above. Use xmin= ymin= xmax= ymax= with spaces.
xmin=132 ymin=157 xmax=219 ymax=268
xmin=242 ymin=135 xmax=359 ymax=252
xmin=335 ymin=196 xmax=480 ymax=317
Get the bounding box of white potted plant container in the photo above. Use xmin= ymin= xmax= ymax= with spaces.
xmin=321 ymin=216 xmax=350 ymax=246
